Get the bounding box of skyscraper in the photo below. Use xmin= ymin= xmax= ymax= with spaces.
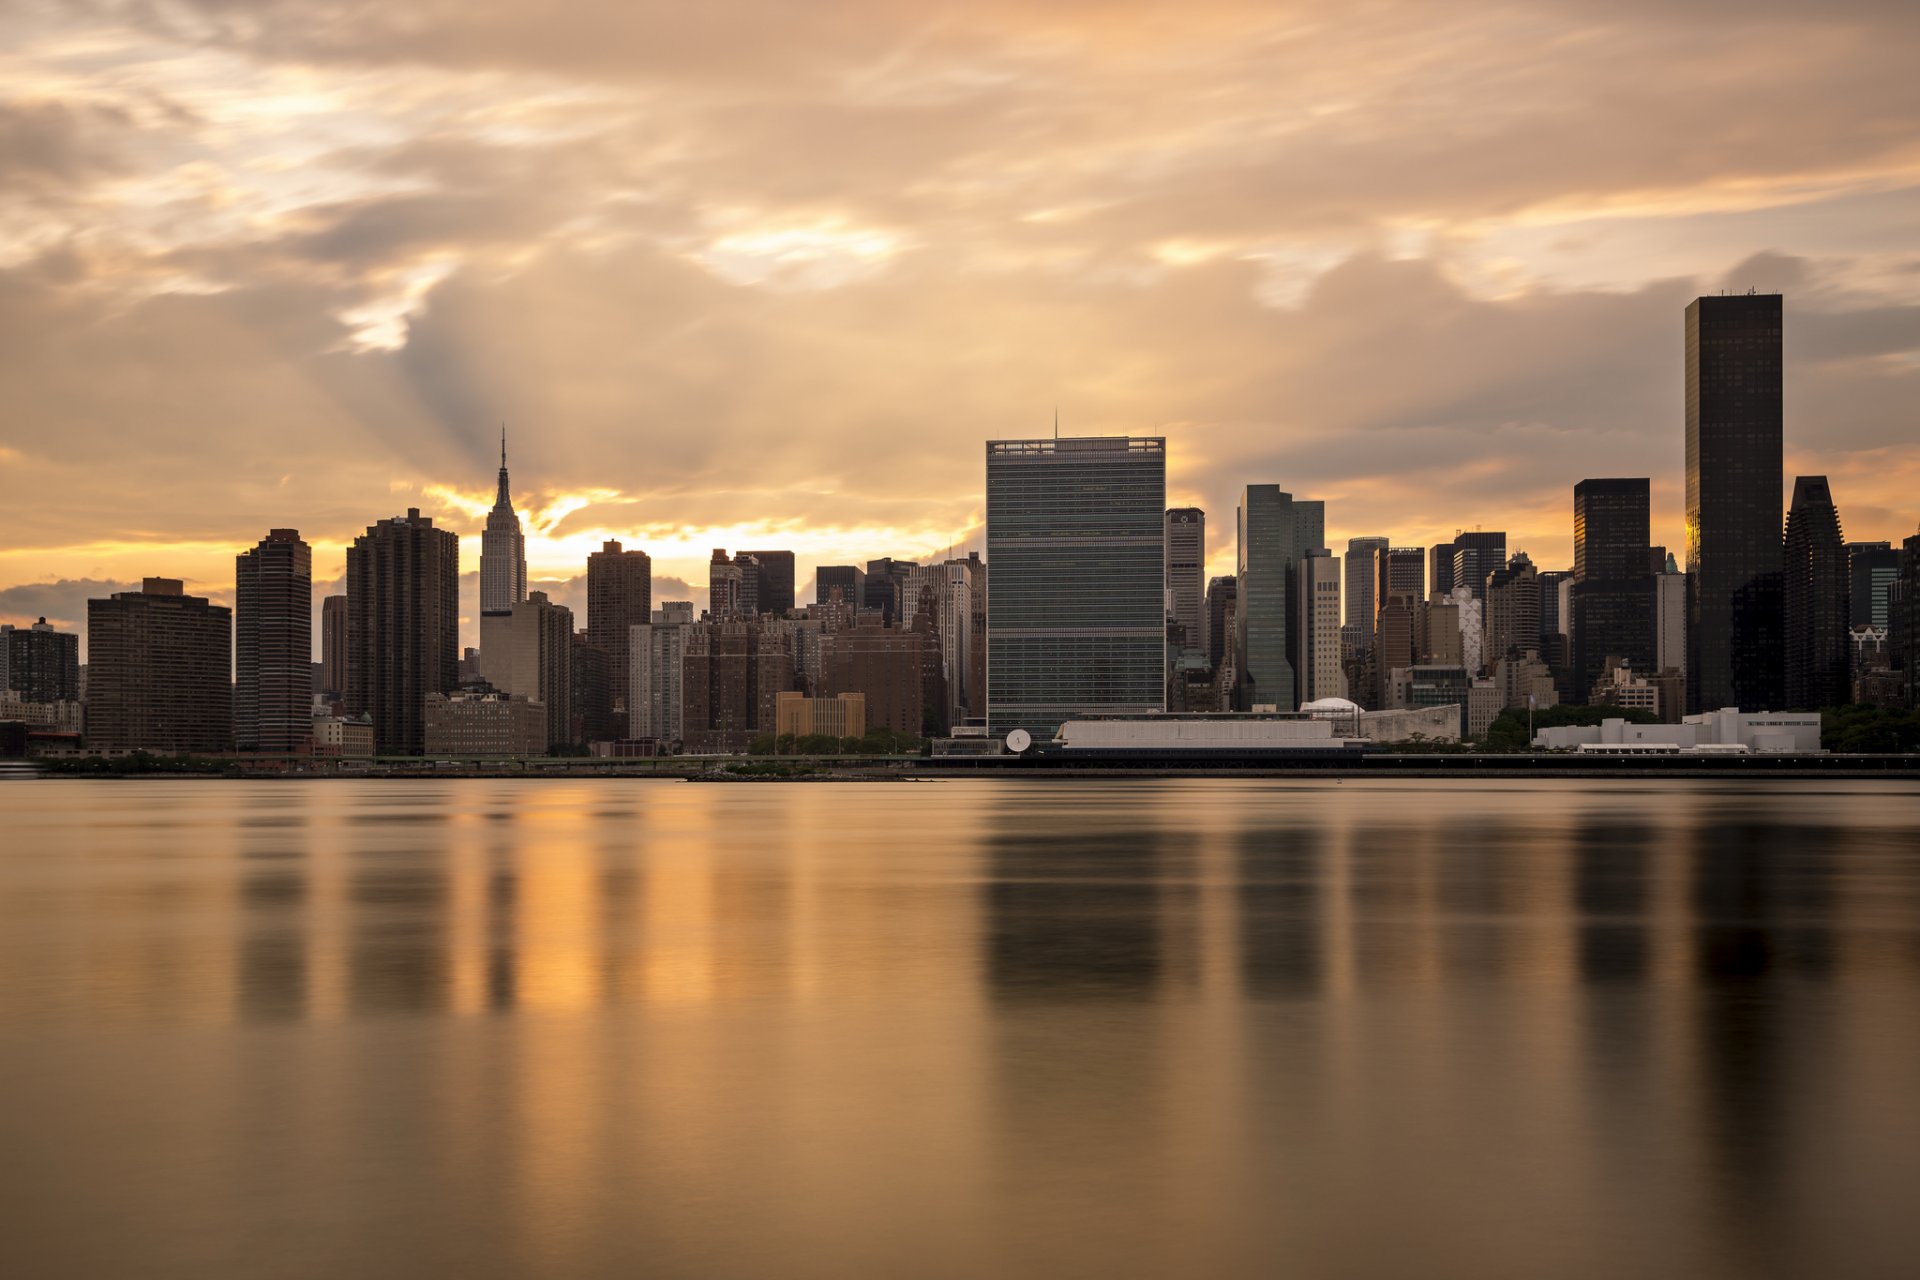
xmin=1451 ymin=531 xmax=1507 ymax=601
xmin=497 ymin=590 xmax=574 ymax=750
xmin=1686 ymin=292 xmax=1784 ymax=712
xmin=1296 ymin=547 xmax=1346 ymax=704
xmin=740 ymin=551 xmax=797 ymax=616
xmin=587 ymin=540 xmax=652 ymax=738
xmin=1205 ymin=575 xmax=1237 ymax=671
xmin=1847 ymin=542 xmax=1898 ymax=630
xmin=1164 ymin=508 xmax=1206 ymax=655
xmin=1572 ymin=479 xmax=1655 ymax=701
xmin=1783 ymin=476 xmax=1849 ymax=711
xmin=320 ymin=594 xmax=347 ymax=698
xmin=985 ymin=436 xmax=1165 ymax=740
xmin=479 ymin=430 xmax=529 ymax=687
xmin=1 ymin=616 xmax=79 ymax=704
xmin=815 ymin=565 xmax=866 ymax=613
xmin=1428 ymin=540 xmax=1459 ymax=598
xmin=235 ymin=528 xmax=313 ymax=753
xmin=1345 ymin=536 xmax=1389 ymax=649
xmin=480 ymin=429 xmax=528 ymax=615
xmin=347 ymin=509 xmax=459 ymax=755
xmin=1483 ymin=551 xmax=1541 ymax=667
xmin=1235 ymin=486 xmax=1324 ymax=711
xmin=86 ymin=578 xmax=233 ymax=753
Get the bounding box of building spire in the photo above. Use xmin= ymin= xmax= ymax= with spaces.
xmin=493 ymin=422 xmax=512 ymax=510
xmin=501 ymin=422 xmax=507 ymax=468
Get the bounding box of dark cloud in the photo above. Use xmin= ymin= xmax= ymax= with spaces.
xmin=0 ymin=578 xmax=139 ymax=637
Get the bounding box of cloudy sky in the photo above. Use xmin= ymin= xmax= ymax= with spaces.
xmin=3 ymin=0 xmax=1918 ymax=651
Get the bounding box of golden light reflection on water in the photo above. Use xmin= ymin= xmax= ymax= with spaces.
xmin=3 ymin=778 xmax=1920 ymax=1279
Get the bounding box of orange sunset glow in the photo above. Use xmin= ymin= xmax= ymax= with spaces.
xmin=3 ymin=0 xmax=1918 ymax=648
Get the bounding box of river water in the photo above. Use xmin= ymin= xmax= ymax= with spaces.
xmin=2 ymin=778 xmax=1918 ymax=1278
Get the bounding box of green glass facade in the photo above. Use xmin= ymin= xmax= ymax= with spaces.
xmin=986 ymin=437 xmax=1166 ymax=740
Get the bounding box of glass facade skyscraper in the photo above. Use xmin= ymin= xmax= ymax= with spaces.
xmin=1686 ymin=292 xmax=1784 ymax=712
xmin=986 ymin=436 xmax=1166 ymax=740
xmin=1572 ymin=478 xmax=1655 ymax=701
xmin=1235 ymin=486 xmax=1323 ymax=711
xmin=1783 ymin=475 xmax=1849 ymax=711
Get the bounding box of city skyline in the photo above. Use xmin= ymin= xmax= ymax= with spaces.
xmin=7 ymin=4 xmax=1920 ymax=644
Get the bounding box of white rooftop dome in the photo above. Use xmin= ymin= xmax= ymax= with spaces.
xmin=1301 ymin=697 xmax=1361 ymax=715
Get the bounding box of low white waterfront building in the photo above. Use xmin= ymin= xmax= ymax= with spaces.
xmin=1534 ymin=708 xmax=1822 ymax=754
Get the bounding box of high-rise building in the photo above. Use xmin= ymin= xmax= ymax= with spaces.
xmin=1296 ymin=548 xmax=1345 ymax=704
xmin=815 ymin=565 xmax=866 ymax=613
xmin=1847 ymin=542 xmax=1899 ymax=630
xmin=320 ymin=594 xmax=347 ymax=698
xmin=85 ymin=578 xmax=232 ymax=753
xmin=1429 ymin=541 xmax=1459 ymax=598
xmin=587 ymin=540 xmax=652 ymax=738
xmin=1655 ymin=565 xmax=1687 ymax=678
xmin=821 ymin=617 xmax=925 ymax=737
xmin=985 ymin=436 xmax=1165 ymax=740
xmin=1783 ymin=476 xmax=1849 ymax=711
xmin=1686 ymin=292 xmax=1785 ymax=712
xmin=1235 ymin=486 xmax=1324 ymax=711
xmin=495 ymin=591 xmax=574 ymax=750
xmin=1900 ymin=530 xmax=1920 ymax=709
xmin=740 ymin=551 xmax=796 ymax=616
xmin=1452 ymin=532 xmax=1507 ymax=601
xmin=964 ymin=552 xmax=987 ymax=721
xmin=1483 ymin=552 xmax=1540 ymax=667
xmin=235 ymin=528 xmax=312 ymax=753
xmin=1205 ymin=576 xmax=1237 ymax=671
xmin=1572 ymin=479 xmax=1655 ymax=702
xmin=1 ymin=616 xmax=79 ymax=704
xmin=1164 ymin=508 xmax=1206 ymax=655
xmin=629 ymin=621 xmax=688 ymax=743
xmin=570 ymin=632 xmax=614 ymax=744
xmin=863 ymin=558 xmax=917 ymax=628
xmin=346 ymin=509 xmax=459 ymax=755
xmin=480 ymin=429 xmax=528 ymax=616
xmin=1345 ymin=537 xmax=1389 ymax=650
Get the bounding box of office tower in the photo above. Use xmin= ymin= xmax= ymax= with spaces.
xmin=985 ymin=436 xmax=1164 ymax=739
xmin=862 ymin=557 xmax=917 ymax=627
xmin=1296 ymin=548 xmax=1345 ymax=704
xmin=1374 ymin=593 xmax=1419 ymax=707
xmin=1378 ymin=546 xmax=1425 ymax=604
xmin=1424 ymin=595 xmax=1464 ymax=666
xmin=1235 ymin=486 xmax=1324 ymax=710
xmin=816 ymin=565 xmax=866 ymax=613
xmin=965 ymin=552 xmax=987 ymax=721
xmin=347 ymin=509 xmax=459 ymax=755
xmin=821 ymin=617 xmax=925 ymax=737
xmin=1655 ymin=565 xmax=1687 ymax=677
xmin=1165 ymin=508 xmax=1206 ymax=655
xmin=709 ymin=550 xmax=746 ymax=619
xmin=320 ymin=594 xmax=347 ymax=697
xmin=1535 ymin=568 xmax=1572 ymax=687
xmin=1572 ymin=479 xmax=1655 ymax=703
xmin=1428 ymin=541 xmax=1459 ymax=598
xmin=1847 ymin=542 xmax=1898 ymax=629
xmin=1901 ymin=530 xmax=1920 ymax=709
xmin=1452 ymin=532 xmax=1507 ymax=601
xmin=478 ymin=435 xmax=527 ymax=688
xmin=1783 ymin=476 xmax=1849 ymax=710
xmin=570 ymin=633 xmax=614 ymax=743
xmin=1345 ymin=537 xmax=1389 ymax=648
xmin=85 ymin=578 xmax=232 ymax=753
xmin=480 ymin=429 xmax=528 ymax=614
xmin=235 ymin=528 xmax=313 ymax=753
xmin=587 ymin=540 xmax=651 ymax=738
xmin=630 ymin=621 xmax=688 ymax=742
xmin=1687 ymin=292 xmax=1785 ymax=712
xmin=1 ymin=616 xmax=79 ymax=703
xmin=740 ymin=551 xmax=796 ymax=616
xmin=1483 ymin=552 xmax=1540 ymax=666
xmin=1205 ymin=576 xmax=1237 ymax=670
xmin=899 ymin=561 xmax=974 ymax=727
xmin=492 ymin=590 xmax=574 ymax=749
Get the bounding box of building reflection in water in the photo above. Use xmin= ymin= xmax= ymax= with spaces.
xmin=6 ymin=779 xmax=1920 ymax=1279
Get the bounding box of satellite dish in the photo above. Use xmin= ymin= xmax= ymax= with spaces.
xmin=1005 ymin=728 xmax=1032 ymax=753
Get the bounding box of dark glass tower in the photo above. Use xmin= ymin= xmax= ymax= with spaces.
xmin=1686 ymin=292 xmax=1784 ymax=712
xmin=1234 ymin=487 xmax=1323 ymax=711
xmin=235 ymin=528 xmax=313 ymax=753
xmin=1846 ymin=542 xmax=1898 ymax=630
xmin=1572 ymin=479 xmax=1655 ymax=701
xmin=985 ymin=436 xmax=1165 ymax=740
xmin=1782 ymin=476 xmax=1849 ymax=710
xmin=1451 ymin=531 xmax=1507 ymax=601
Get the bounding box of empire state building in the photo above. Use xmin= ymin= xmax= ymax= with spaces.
xmin=479 ymin=429 xmax=527 ymax=678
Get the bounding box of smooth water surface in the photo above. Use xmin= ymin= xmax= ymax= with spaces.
xmin=3 ymin=778 xmax=1919 ymax=1278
